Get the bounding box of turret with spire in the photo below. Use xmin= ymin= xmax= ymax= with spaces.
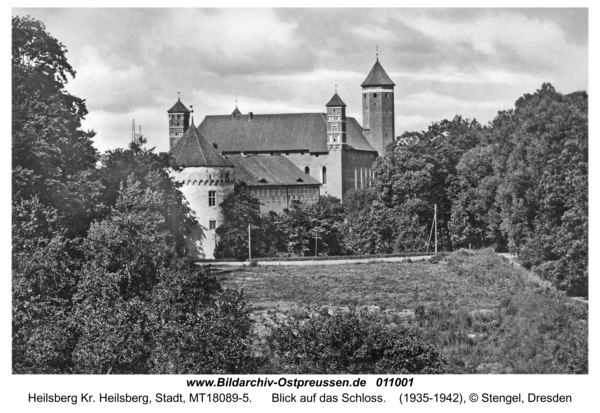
xmin=232 ymin=100 xmax=242 ymax=117
xmin=168 ymin=93 xmax=191 ymax=150
xmin=361 ymin=47 xmax=395 ymax=156
xmin=325 ymin=85 xmax=347 ymax=145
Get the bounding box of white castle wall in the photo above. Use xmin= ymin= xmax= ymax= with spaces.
xmin=176 ymin=166 xmax=235 ymax=259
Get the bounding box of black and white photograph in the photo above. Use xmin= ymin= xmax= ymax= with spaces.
xmin=8 ymin=4 xmax=593 ymax=411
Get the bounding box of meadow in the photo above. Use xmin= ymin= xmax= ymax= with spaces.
xmin=220 ymin=249 xmax=588 ymax=374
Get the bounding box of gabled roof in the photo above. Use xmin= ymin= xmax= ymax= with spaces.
xmin=198 ymin=113 xmax=376 ymax=153
xmin=227 ymin=155 xmax=321 ymax=187
xmin=361 ymin=59 xmax=395 ymax=87
xmin=232 ymin=106 xmax=242 ymax=115
xmin=168 ymin=98 xmax=191 ymax=113
xmin=346 ymin=117 xmax=379 ymax=151
xmin=326 ymin=93 xmax=346 ymax=107
xmin=170 ymin=123 xmax=232 ymax=167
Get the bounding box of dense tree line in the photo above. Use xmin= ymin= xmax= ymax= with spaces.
xmin=350 ymin=86 xmax=587 ymax=296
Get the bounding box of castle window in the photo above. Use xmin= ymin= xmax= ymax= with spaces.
xmin=305 ymin=166 xmax=310 ymax=175
xmin=208 ymin=191 xmax=216 ymax=206
xmin=322 ymin=166 xmax=327 ymax=184
xmin=331 ymin=124 xmax=338 ymax=132
xmin=209 ymin=220 xmax=216 ymax=230
xmin=373 ymin=93 xmax=377 ymax=98
xmin=385 ymin=93 xmax=388 ymax=98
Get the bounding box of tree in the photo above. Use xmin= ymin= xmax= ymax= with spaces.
xmin=373 ymin=116 xmax=483 ymax=252
xmin=343 ymin=188 xmax=400 ymax=254
xmin=304 ymin=195 xmax=346 ymax=256
xmin=99 ymin=140 xmax=195 ymax=253
xmin=72 ymin=178 xmax=252 ymax=374
xmin=148 ymin=271 xmax=252 ymax=374
xmin=12 ymin=198 xmax=78 ymax=373
xmin=12 ymin=15 xmax=98 ymax=213
xmin=214 ymin=182 xmax=262 ymax=260
xmin=495 ymin=84 xmax=588 ymax=295
xmin=448 ymin=144 xmax=506 ymax=250
xmin=267 ymin=309 xmax=446 ymax=374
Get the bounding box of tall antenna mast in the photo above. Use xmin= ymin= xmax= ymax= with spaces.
xmin=131 ymin=119 xmax=142 ymax=145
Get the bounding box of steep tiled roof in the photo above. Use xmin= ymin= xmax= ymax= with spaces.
xmin=170 ymin=123 xmax=232 ymax=167
xmin=232 ymin=106 xmax=242 ymax=115
xmin=168 ymin=98 xmax=191 ymax=113
xmin=198 ymin=113 xmax=376 ymax=153
xmin=227 ymin=155 xmax=321 ymax=186
xmin=326 ymin=93 xmax=346 ymax=107
xmin=346 ymin=117 xmax=378 ymax=151
xmin=361 ymin=59 xmax=395 ymax=87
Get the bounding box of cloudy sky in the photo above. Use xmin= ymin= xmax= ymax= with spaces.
xmin=13 ymin=8 xmax=588 ymax=153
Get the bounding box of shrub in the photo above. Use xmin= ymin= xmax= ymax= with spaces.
xmin=265 ymin=309 xmax=446 ymax=374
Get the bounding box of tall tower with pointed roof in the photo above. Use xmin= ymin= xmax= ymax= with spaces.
xmin=361 ymin=57 xmax=395 ymax=156
xmin=168 ymin=97 xmax=191 ymax=150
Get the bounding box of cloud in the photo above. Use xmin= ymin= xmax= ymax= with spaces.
xmin=155 ymin=9 xmax=316 ymax=76
xmin=13 ymin=8 xmax=588 ymax=154
xmin=67 ymin=47 xmax=148 ymax=113
xmin=396 ymin=10 xmax=587 ymax=82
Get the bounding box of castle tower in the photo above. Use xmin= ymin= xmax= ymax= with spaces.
xmin=168 ymin=97 xmax=191 ymax=150
xmin=361 ymin=57 xmax=395 ymax=156
xmin=170 ymin=119 xmax=235 ymax=259
xmin=325 ymin=90 xmax=347 ymax=145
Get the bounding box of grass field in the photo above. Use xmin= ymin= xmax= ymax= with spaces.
xmin=220 ymin=249 xmax=588 ymax=374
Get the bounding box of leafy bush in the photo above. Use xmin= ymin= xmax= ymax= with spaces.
xmin=265 ymin=309 xmax=446 ymax=374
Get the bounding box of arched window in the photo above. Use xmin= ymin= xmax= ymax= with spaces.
xmin=322 ymin=166 xmax=327 ymax=184
xmin=305 ymin=166 xmax=310 ymax=175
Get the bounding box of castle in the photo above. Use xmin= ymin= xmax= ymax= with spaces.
xmin=168 ymin=57 xmax=395 ymax=258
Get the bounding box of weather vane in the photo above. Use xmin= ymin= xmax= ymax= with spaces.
xmin=376 ymin=45 xmax=379 ymax=58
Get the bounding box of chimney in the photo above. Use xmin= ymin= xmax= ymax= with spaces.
xmin=248 ymin=112 xmax=253 ymax=120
